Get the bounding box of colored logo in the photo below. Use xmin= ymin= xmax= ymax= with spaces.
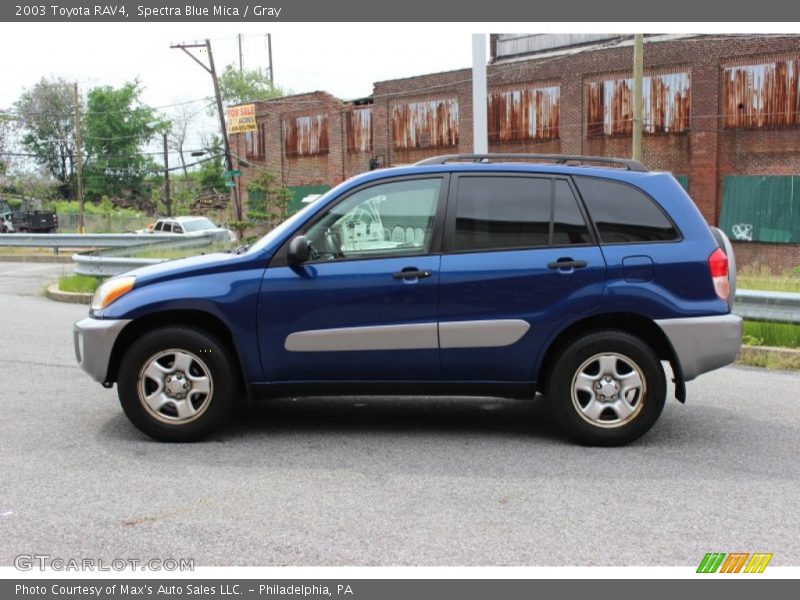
xmin=697 ymin=552 xmax=773 ymax=573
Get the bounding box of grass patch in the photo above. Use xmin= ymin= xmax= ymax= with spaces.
xmin=743 ymin=320 xmax=800 ymax=349
xmin=738 ymin=264 xmax=800 ymax=293
xmin=737 ymin=346 xmax=800 ymax=370
xmin=58 ymin=274 xmax=103 ymax=294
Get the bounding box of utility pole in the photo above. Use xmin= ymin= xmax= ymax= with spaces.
xmin=73 ymin=83 xmax=84 ymax=234
xmin=471 ymin=33 xmax=488 ymax=154
xmin=163 ymin=132 xmax=171 ymax=217
xmin=267 ymin=33 xmax=274 ymax=85
xmin=238 ymin=33 xmax=243 ymax=72
xmin=171 ymin=39 xmax=242 ymax=222
xmin=632 ymin=34 xmax=644 ymax=163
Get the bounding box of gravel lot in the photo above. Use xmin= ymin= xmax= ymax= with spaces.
xmin=1 ymin=261 xmax=798 ymax=566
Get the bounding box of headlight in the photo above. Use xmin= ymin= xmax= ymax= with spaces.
xmin=91 ymin=276 xmax=136 ymax=311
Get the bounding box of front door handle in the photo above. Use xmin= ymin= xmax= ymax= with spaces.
xmin=392 ymin=269 xmax=432 ymax=280
xmin=547 ymin=259 xmax=588 ymax=270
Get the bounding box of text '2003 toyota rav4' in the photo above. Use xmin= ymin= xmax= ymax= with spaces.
xmin=74 ymin=154 xmax=742 ymax=446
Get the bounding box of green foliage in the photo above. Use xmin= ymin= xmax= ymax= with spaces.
xmin=0 ymin=114 xmax=12 ymax=174
xmin=741 ymin=334 xmax=765 ymax=347
xmin=82 ymin=81 xmax=163 ymax=200
xmin=246 ymin=169 xmax=292 ymax=228
xmin=197 ymin=154 xmax=226 ymax=192
xmin=50 ymin=199 xmax=140 ymax=217
xmin=228 ymin=220 xmax=254 ymax=239
xmin=743 ymin=320 xmax=800 ymax=349
xmin=217 ymin=65 xmax=285 ymax=107
xmin=738 ymin=264 xmax=800 ymax=293
xmin=14 ymin=77 xmax=79 ymax=194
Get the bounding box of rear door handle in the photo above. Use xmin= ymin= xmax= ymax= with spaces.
xmin=392 ymin=269 xmax=432 ymax=280
xmin=547 ymin=259 xmax=588 ymax=270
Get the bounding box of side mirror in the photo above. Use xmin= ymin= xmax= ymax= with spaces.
xmin=287 ymin=235 xmax=310 ymax=265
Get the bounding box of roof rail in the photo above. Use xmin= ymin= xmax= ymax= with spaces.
xmin=414 ymin=153 xmax=648 ymax=172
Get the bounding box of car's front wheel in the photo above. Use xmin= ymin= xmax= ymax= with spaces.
xmin=117 ymin=327 xmax=238 ymax=442
xmin=547 ymin=330 xmax=666 ymax=446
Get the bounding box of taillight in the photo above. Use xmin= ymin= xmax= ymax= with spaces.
xmin=708 ymin=247 xmax=729 ymax=301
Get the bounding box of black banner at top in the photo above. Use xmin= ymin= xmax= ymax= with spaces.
xmin=2 ymin=0 xmax=800 ymax=22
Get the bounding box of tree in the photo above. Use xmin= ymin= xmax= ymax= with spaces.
xmin=82 ymin=81 xmax=163 ymax=199
xmin=217 ymin=65 xmax=285 ymax=107
xmin=167 ymin=103 xmax=197 ymax=179
xmin=196 ymin=134 xmax=226 ymax=192
xmin=14 ymin=77 xmax=79 ymax=196
xmin=246 ymin=168 xmax=292 ymax=229
xmin=0 ymin=114 xmax=12 ymax=175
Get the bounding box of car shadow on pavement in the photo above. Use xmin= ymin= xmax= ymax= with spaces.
xmin=228 ymin=394 xmax=561 ymax=439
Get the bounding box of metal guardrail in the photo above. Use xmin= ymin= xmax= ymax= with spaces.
xmin=0 ymin=231 xmax=225 ymax=251
xmin=733 ymin=289 xmax=800 ymax=324
xmin=72 ymin=255 xmax=161 ymax=276
xmin=71 ymin=232 xmax=231 ymax=277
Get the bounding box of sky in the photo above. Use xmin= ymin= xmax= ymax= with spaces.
xmin=0 ymin=21 xmax=789 ymax=168
xmin=0 ymin=22 xmax=480 ymax=162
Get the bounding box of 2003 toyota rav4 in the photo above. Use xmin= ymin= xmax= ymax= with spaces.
xmin=74 ymin=154 xmax=742 ymax=445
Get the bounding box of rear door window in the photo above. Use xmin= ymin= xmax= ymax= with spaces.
xmin=574 ymin=176 xmax=679 ymax=243
xmin=452 ymin=176 xmax=591 ymax=252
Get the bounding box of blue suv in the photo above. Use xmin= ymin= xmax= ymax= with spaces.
xmin=74 ymin=154 xmax=742 ymax=445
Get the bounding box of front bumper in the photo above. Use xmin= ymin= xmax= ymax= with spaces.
xmin=655 ymin=314 xmax=743 ymax=381
xmin=73 ymin=317 xmax=131 ymax=384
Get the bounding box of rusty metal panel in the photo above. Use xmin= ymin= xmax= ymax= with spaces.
xmin=586 ymin=71 xmax=690 ymax=137
xmin=488 ymin=86 xmax=560 ymax=142
xmin=283 ymin=113 xmax=329 ymax=156
xmin=724 ymin=59 xmax=800 ymax=128
xmin=392 ymin=99 xmax=459 ymax=149
xmin=245 ymin=122 xmax=266 ymax=160
xmin=346 ymin=108 xmax=373 ymax=153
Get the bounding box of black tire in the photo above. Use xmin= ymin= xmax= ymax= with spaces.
xmin=117 ymin=326 xmax=238 ymax=442
xmin=547 ymin=330 xmax=666 ymax=446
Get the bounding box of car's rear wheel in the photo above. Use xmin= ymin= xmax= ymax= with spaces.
xmin=547 ymin=330 xmax=666 ymax=446
xmin=117 ymin=327 xmax=237 ymax=442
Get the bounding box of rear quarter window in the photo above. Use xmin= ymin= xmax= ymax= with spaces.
xmin=574 ymin=176 xmax=679 ymax=243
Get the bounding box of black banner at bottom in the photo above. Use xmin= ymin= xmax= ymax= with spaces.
xmin=3 ymin=579 xmax=794 ymax=600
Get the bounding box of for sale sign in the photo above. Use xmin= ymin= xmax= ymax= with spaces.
xmin=226 ymin=104 xmax=257 ymax=134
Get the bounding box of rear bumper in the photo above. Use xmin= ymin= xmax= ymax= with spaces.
xmin=73 ymin=317 xmax=131 ymax=384
xmin=655 ymin=314 xmax=743 ymax=381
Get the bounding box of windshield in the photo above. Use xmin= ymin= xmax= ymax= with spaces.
xmin=246 ymin=180 xmax=352 ymax=254
xmin=181 ymin=218 xmax=217 ymax=232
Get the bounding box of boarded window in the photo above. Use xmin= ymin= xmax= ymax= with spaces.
xmin=283 ymin=114 xmax=329 ymax=156
xmin=719 ymin=176 xmax=800 ymax=244
xmin=392 ymin=99 xmax=459 ymax=150
xmin=586 ymin=71 xmax=690 ymax=137
xmin=723 ymin=59 xmax=800 ymax=129
xmin=487 ymin=86 xmax=560 ymax=142
xmin=245 ymin=122 xmax=266 ymax=160
xmin=346 ymin=108 xmax=373 ymax=153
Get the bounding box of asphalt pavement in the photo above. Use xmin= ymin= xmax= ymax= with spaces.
xmin=1 ymin=260 xmax=798 ymax=566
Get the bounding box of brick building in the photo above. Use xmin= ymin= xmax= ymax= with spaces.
xmin=229 ymin=34 xmax=800 ymax=269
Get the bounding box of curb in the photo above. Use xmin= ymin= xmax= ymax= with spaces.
xmin=737 ymin=344 xmax=800 ymax=369
xmin=46 ymin=284 xmax=92 ymax=305
xmin=0 ymin=254 xmax=73 ymax=263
